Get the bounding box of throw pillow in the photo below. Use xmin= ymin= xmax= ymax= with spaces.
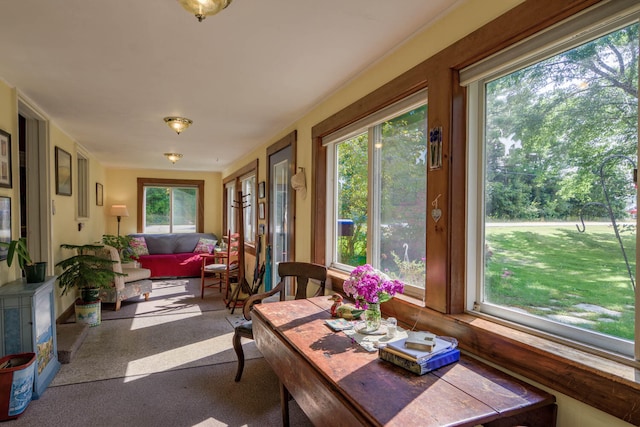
xmin=194 ymin=237 xmax=217 ymax=253
xmin=130 ymin=236 xmax=149 ymax=257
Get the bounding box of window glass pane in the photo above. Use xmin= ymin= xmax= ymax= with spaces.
xmin=144 ymin=187 xmax=170 ymax=233
xmin=336 ymin=132 xmax=368 ymax=266
xmin=172 ymin=187 xmax=197 ymax=233
xmin=483 ymin=23 xmax=638 ymax=344
xmin=273 ymin=159 xmax=290 ymax=268
xmin=144 ymin=186 xmax=197 ymax=233
xmin=242 ymin=175 xmax=256 ymax=243
xmin=332 ymin=103 xmax=428 ymax=289
xmin=377 ymin=106 xmax=427 ymax=288
xmin=77 ymin=154 xmax=89 ymax=218
xmin=226 ymin=182 xmax=235 ymax=233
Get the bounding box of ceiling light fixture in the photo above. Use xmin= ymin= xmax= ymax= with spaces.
xmin=164 ymin=153 xmax=183 ymax=164
xmin=178 ymin=0 xmax=233 ymax=22
xmin=163 ymin=116 xmax=193 ymax=135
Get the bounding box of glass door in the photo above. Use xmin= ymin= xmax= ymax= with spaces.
xmin=268 ymin=143 xmax=295 ymax=291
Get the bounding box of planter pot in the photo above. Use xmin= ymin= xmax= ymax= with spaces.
xmin=75 ymin=299 xmax=101 ymax=327
xmin=80 ymin=288 xmax=100 ymax=303
xmin=24 ymin=262 xmax=47 ymax=283
xmin=0 ymin=352 xmax=36 ymax=420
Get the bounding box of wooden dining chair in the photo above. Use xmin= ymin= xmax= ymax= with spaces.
xmin=232 ymin=261 xmax=327 ymax=382
xmin=200 ymin=231 xmax=240 ymax=299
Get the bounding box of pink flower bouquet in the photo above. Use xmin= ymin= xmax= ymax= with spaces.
xmin=343 ymin=264 xmax=404 ymax=309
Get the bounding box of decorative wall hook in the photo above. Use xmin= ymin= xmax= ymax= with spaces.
xmin=431 ymin=194 xmax=442 ymax=223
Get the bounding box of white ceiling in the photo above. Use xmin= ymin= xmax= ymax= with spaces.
xmin=0 ymin=0 xmax=459 ymax=172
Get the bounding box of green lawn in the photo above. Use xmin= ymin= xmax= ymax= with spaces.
xmin=485 ymin=224 xmax=636 ymax=340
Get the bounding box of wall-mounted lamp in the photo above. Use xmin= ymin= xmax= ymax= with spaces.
xmin=110 ymin=205 xmax=129 ymax=237
xmin=163 ymin=116 xmax=193 ymax=135
xmin=291 ymin=167 xmax=307 ymax=200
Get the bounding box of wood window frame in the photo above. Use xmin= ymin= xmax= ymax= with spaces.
xmin=312 ymin=0 xmax=640 ymax=424
xmin=136 ymin=177 xmax=205 ymax=233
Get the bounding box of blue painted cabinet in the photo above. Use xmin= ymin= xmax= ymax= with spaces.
xmin=0 ymin=276 xmax=60 ymax=399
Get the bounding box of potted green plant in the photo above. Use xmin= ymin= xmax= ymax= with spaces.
xmin=101 ymin=235 xmax=135 ymax=264
xmin=56 ymin=243 xmax=124 ymax=326
xmin=0 ymin=238 xmax=47 ymax=283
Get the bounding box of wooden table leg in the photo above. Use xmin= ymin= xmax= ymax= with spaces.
xmin=280 ymin=381 xmax=290 ymax=427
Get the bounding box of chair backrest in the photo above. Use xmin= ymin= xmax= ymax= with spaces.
xmin=277 ymin=262 xmax=327 ymax=301
xmin=242 ymin=261 xmax=327 ymax=320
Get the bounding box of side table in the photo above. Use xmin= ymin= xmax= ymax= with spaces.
xmin=0 ymin=276 xmax=61 ymax=398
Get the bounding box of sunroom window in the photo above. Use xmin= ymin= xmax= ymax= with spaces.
xmin=142 ymin=186 xmax=198 ymax=233
xmin=324 ymin=90 xmax=427 ymax=295
xmin=464 ymin=4 xmax=639 ymax=357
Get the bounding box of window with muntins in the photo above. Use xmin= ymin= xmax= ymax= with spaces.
xmin=465 ymin=5 xmax=639 ymax=357
xmin=324 ymin=90 xmax=427 ymax=295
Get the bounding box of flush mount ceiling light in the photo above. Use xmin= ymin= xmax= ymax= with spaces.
xmin=163 ymin=116 xmax=193 ymax=135
xmin=178 ymin=0 xmax=233 ymax=22
xmin=164 ymin=153 xmax=183 ymax=164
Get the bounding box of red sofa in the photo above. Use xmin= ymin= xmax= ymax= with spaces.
xmin=129 ymin=233 xmax=218 ymax=278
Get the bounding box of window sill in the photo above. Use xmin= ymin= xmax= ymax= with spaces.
xmin=382 ymin=296 xmax=640 ymax=425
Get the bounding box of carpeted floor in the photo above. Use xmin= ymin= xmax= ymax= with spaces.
xmin=14 ymin=278 xmax=312 ymax=426
xmin=101 ymin=278 xmax=228 ymax=320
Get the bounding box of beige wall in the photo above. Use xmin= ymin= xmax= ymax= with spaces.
xmin=0 ymin=82 xmax=18 ymax=283
xmin=105 ymin=168 xmax=222 ymax=237
xmin=49 ymin=126 xmax=109 ymax=312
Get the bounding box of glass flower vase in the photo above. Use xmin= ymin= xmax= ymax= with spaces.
xmin=363 ymin=303 xmax=382 ymax=332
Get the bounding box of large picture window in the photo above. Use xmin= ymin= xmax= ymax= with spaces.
xmin=324 ymin=90 xmax=427 ymax=293
xmin=465 ymin=7 xmax=639 ymax=356
xmin=137 ymin=178 xmax=204 ymax=234
xmin=143 ymin=186 xmax=197 ymax=233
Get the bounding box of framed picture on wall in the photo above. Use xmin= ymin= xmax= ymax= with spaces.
xmin=259 ymin=202 xmax=265 ymax=220
xmin=258 ymin=181 xmax=266 ymax=199
xmin=55 ymin=147 xmax=72 ymax=196
xmin=0 ymin=129 xmax=12 ymax=189
xmin=0 ymin=196 xmax=10 ymax=261
xmin=96 ymin=182 xmax=104 ymax=206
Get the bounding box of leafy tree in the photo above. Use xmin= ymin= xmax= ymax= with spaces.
xmin=337 ymin=133 xmax=368 ymax=265
xmin=485 ymin=23 xmax=638 ymax=220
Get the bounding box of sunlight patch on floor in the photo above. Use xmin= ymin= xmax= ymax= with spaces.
xmin=124 ymin=332 xmax=235 ymax=382
xmin=128 ymin=310 xmax=203 ymax=330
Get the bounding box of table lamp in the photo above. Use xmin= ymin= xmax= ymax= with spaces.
xmin=110 ymin=205 xmax=129 ymax=237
